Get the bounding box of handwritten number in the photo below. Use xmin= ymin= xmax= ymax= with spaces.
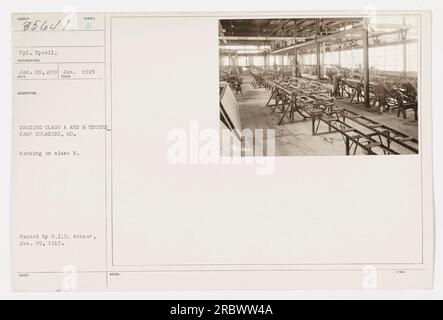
xmin=23 ymin=21 xmax=31 ymax=31
xmin=63 ymin=19 xmax=71 ymax=31
xmin=31 ymin=20 xmax=40 ymax=31
xmin=22 ymin=19 xmax=66 ymax=32
xmin=50 ymin=20 xmax=61 ymax=30
xmin=40 ymin=20 xmax=48 ymax=31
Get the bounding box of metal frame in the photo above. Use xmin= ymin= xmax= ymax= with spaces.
xmin=311 ymin=108 xmax=418 ymax=155
xmin=252 ymin=72 xmax=419 ymax=155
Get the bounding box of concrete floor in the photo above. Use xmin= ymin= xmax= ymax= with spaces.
xmin=236 ymin=75 xmax=419 ymax=156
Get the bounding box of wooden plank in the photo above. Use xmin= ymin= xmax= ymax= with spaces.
xmin=220 ymin=84 xmax=242 ymax=131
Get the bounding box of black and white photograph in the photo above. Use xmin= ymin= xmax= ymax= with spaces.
xmin=219 ymin=16 xmax=419 ymax=156
xmin=1 ymin=0 xmax=440 ymax=301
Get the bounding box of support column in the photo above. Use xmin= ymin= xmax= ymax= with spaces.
xmin=363 ymin=18 xmax=370 ymax=108
xmin=402 ymin=30 xmax=408 ymax=76
xmin=321 ymin=44 xmax=325 ymax=78
xmin=293 ymin=19 xmax=298 ymax=76
xmin=294 ymin=48 xmax=298 ymax=76
xmin=402 ymin=17 xmax=407 ymax=77
xmin=316 ymin=19 xmax=321 ymax=79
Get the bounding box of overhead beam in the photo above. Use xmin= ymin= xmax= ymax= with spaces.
xmin=268 ymin=19 xmax=292 ymax=36
xmin=269 ymin=24 xmax=412 ymax=54
xmin=220 ymin=52 xmax=266 ymax=57
xmin=270 ymin=25 xmax=364 ymax=54
xmin=220 ymin=36 xmax=297 ymax=41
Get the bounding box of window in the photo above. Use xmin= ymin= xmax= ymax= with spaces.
xmin=221 ymin=56 xmax=230 ymax=66
xmin=283 ymin=55 xmax=289 ymax=66
xmin=324 ymin=51 xmax=340 ymax=66
xmin=352 ymin=48 xmax=363 ymax=69
xmin=253 ymin=56 xmax=264 ymax=66
xmin=237 ymin=56 xmax=247 ymax=66
xmin=340 ymin=50 xmax=352 ymax=68
xmin=270 ymin=55 xmax=275 ymax=65
xmin=302 ymin=53 xmax=316 ymax=65
xmin=324 ymin=52 xmax=332 ymax=65
xmin=369 ymin=45 xmax=403 ymax=72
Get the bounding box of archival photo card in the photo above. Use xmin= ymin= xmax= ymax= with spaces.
xmin=10 ymin=11 xmax=433 ymax=291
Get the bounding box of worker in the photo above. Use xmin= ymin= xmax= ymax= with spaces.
xmin=374 ymin=82 xmax=389 ymax=112
xmin=235 ymin=78 xmax=243 ymax=95
xmin=332 ymin=73 xmax=341 ymax=98
xmin=405 ymin=81 xmax=417 ymax=102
